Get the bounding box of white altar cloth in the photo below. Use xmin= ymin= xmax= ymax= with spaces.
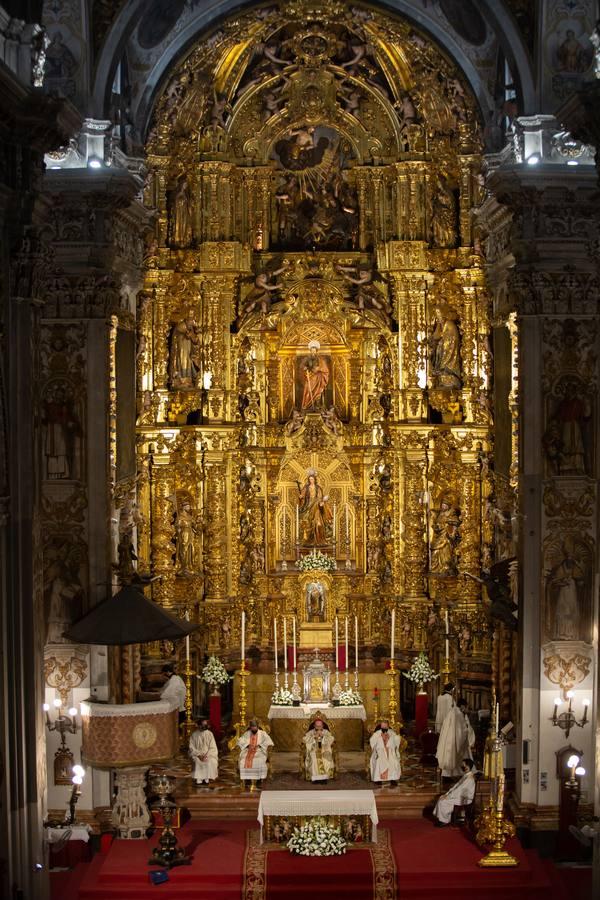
xmin=257 ymin=790 xmax=378 ymax=842
xmin=267 ymin=704 xmax=367 ymax=720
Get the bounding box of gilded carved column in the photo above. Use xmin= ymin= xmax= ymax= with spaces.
xmin=402 ymin=451 xmax=428 ymax=600
xmin=152 ymin=284 xmax=169 ymax=390
xmin=150 ymin=461 xmax=176 ymax=605
xmin=204 ymin=459 xmax=228 ymax=601
xmin=458 ymin=452 xmax=481 ymax=605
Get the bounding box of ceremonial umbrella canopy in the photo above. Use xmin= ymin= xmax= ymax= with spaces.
xmin=64 ymin=584 xmax=198 ymax=645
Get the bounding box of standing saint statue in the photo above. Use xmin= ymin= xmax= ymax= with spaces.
xmin=175 ymin=502 xmax=197 ymax=574
xmin=429 ymin=304 xmax=462 ymax=389
xmin=171 ymin=176 xmax=192 ymax=247
xmin=430 ymin=174 xmax=457 ymax=248
xmin=168 ymin=318 xmax=200 ymax=388
xmin=548 ymin=545 xmax=585 ymax=641
xmin=430 ymin=498 xmax=461 ymax=575
xmin=300 ymin=340 xmax=329 ymax=410
xmin=296 ymin=470 xmax=333 ymax=546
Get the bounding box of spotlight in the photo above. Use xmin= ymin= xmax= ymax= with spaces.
xmin=567 ymin=159 xmax=579 ymax=166
xmin=526 ymin=154 xmax=540 ymax=166
xmin=88 ymin=157 xmax=102 ymax=169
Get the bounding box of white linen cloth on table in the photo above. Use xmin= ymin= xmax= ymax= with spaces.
xmin=46 ymin=825 xmax=91 ymax=843
xmin=257 ymin=789 xmax=378 ymax=842
xmin=267 ymin=704 xmax=367 ymax=720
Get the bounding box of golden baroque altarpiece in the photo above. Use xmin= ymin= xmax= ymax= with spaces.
xmin=133 ymin=1 xmax=500 ymax=709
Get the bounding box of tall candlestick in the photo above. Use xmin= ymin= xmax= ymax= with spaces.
xmin=186 ymin=633 xmax=190 ymax=662
xmin=293 ymin=617 xmax=297 ymax=671
xmin=335 ymin=616 xmax=339 ymax=670
xmin=444 ymin=610 xmax=450 ymax=659
xmin=241 ymin=610 xmax=245 ymax=661
xmin=274 ymin=618 xmax=278 ymax=673
xmin=354 ymin=615 xmax=358 ymax=669
xmin=283 ymin=616 xmax=287 ymax=671
xmin=345 ymin=617 xmax=349 ymax=672
xmin=390 ymin=608 xmax=395 ymax=660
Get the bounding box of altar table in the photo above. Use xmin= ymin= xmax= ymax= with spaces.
xmin=258 ymin=789 xmax=378 ymax=843
xmin=267 ymin=704 xmax=366 ymax=751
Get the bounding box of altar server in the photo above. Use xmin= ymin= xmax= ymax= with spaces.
xmin=189 ymin=719 xmax=218 ymax=785
xmin=433 ymin=759 xmax=477 ymax=825
xmin=369 ymin=719 xmax=402 ymax=784
xmin=302 ymin=717 xmax=335 ymax=782
xmin=436 ymin=698 xmax=475 ymax=777
xmin=435 ymin=682 xmax=455 ymax=733
xmin=238 ymin=718 xmax=273 ymax=788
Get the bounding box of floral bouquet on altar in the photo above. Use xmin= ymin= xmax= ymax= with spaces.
xmin=271 ymin=687 xmax=294 ymax=706
xmin=287 ymin=818 xmax=347 ymax=856
xmin=296 ymin=551 xmax=337 ymax=573
xmin=200 ymin=656 xmax=231 ymax=686
xmin=402 ymin=651 xmax=438 ymax=692
xmin=338 ymin=688 xmax=363 ymax=706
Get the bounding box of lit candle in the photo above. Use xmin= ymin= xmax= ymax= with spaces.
xmin=390 ymin=608 xmax=395 ymax=660
xmin=274 ymin=618 xmax=278 ymax=673
xmin=283 ymin=616 xmax=287 ymax=671
xmin=444 ymin=610 xmax=449 ymax=659
xmin=241 ymin=610 xmax=245 ymax=662
xmin=293 ymin=616 xmax=297 ymax=671
xmin=335 ymin=616 xmax=339 ymax=670
xmin=345 ymin=617 xmax=349 ymax=672
xmin=354 ymin=615 xmax=358 ymax=669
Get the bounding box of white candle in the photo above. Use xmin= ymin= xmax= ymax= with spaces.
xmin=355 ymin=616 xmax=358 ymax=669
xmin=283 ymin=617 xmax=287 ymax=671
xmin=444 ymin=610 xmax=449 ymax=658
xmin=274 ymin=618 xmax=278 ymax=673
xmin=293 ymin=617 xmax=297 ymax=671
xmin=335 ymin=616 xmax=339 ymax=669
xmin=345 ymin=617 xmax=349 ymax=671
xmin=185 ymin=634 xmax=190 ymax=662
xmin=390 ymin=608 xmax=395 ymax=660
xmin=495 ymin=701 xmax=499 ymax=731
xmin=296 ymin=505 xmax=299 ymax=540
xmin=241 ymin=610 xmax=245 ymax=661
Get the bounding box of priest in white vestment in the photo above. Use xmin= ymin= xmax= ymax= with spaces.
xmin=436 ymin=698 xmax=475 ymax=777
xmin=433 ymin=759 xmax=477 ymax=825
xmin=369 ymin=719 xmax=402 ymax=784
xmin=189 ymin=719 xmax=218 ymax=785
xmin=238 ymin=719 xmax=273 ymax=786
xmin=302 ymin=718 xmax=335 ymax=782
xmin=160 ymin=665 xmax=187 ymax=723
xmin=435 ymin=683 xmax=455 ymax=733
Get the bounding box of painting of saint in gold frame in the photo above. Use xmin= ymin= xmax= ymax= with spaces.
xmin=295 ymin=340 xmax=333 ymax=411
xmin=306 ymin=581 xmax=326 ymax=623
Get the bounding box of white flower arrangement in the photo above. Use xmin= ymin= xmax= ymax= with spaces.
xmin=287 ymin=818 xmax=347 ymax=856
xmin=271 ymin=688 xmax=294 ymax=706
xmin=338 ymin=688 xmax=363 ymax=706
xmin=402 ymin=651 xmax=439 ymax=685
xmin=200 ymin=656 xmax=231 ymax=686
xmin=296 ymin=551 xmax=337 ymax=573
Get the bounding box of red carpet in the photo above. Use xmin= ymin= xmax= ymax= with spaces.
xmin=58 ymin=818 xmax=581 ymax=900
xmin=245 ymin=828 xmax=396 ymax=899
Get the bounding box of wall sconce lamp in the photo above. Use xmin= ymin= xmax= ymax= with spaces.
xmin=566 ymin=754 xmax=586 ymax=788
xmin=43 ymin=698 xmax=80 ymax=785
xmin=552 ymin=692 xmax=589 ymax=739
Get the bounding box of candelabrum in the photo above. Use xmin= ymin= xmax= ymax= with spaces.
xmin=228 ymin=660 xmax=250 ymax=751
xmin=332 ymin=669 xmax=342 ymax=699
xmin=476 ymin=772 xmax=518 ymax=867
xmin=354 ymin=669 xmax=359 ymax=691
xmin=44 ymin=699 xmax=79 ymax=785
xmin=66 ymin=765 xmax=85 ymax=825
xmin=386 ymin=660 xmax=400 ymax=732
xmin=552 ymin=691 xmax=590 ymax=739
xmin=283 ymin=669 xmax=289 ymax=690
xmin=181 ymin=658 xmax=196 ymax=746
xmin=344 ymin=668 xmax=350 ymax=690
xmin=274 ymin=669 xmax=281 ymax=692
